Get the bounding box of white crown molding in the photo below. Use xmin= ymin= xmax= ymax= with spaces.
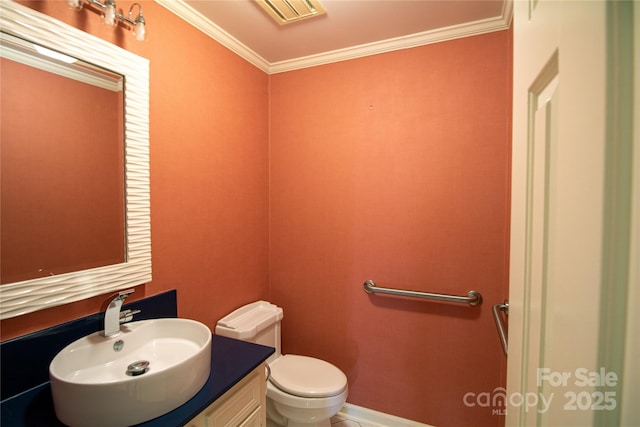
xmin=270 ymin=11 xmax=512 ymax=73
xmin=155 ymin=0 xmax=513 ymax=75
xmin=155 ymin=0 xmax=271 ymax=73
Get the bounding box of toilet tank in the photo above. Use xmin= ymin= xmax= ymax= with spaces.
xmin=215 ymin=301 xmax=283 ymax=361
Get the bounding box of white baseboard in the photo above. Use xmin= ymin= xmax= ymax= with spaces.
xmin=335 ymin=403 xmax=435 ymax=427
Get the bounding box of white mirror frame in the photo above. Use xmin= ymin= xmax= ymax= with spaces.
xmin=0 ymin=1 xmax=151 ymax=319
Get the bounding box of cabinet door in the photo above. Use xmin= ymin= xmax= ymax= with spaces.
xmin=187 ymin=365 xmax=266 ymax=427
xmin=238 ymin=408 xmax=261 ymax=427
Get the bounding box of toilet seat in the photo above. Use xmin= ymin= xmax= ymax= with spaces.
xmin=269 ymin=355 xmax=347 ymax=398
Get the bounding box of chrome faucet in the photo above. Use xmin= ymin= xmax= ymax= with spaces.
xmin=102 ymin=289 xmax=140 ymax=337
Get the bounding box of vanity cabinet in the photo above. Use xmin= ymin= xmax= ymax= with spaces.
xmin=187 ymin=365 xmax=266 ymax=427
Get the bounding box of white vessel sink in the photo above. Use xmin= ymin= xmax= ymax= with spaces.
xmin=49 ymin=318 xmax=212 ymax=427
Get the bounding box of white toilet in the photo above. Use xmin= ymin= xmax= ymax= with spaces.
xmin=215 ymin=301 xmax=348 ymax=427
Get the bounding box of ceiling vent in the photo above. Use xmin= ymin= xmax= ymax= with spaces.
xmin=255 ymin=0 xmax=326 ymax=25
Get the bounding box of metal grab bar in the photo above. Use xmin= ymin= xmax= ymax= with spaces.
xmin=492 ymin=301 xmax=509 ymax=356
xmin=363 ymin=280 xmax=482 ymax=306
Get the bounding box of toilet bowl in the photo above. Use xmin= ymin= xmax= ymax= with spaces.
xmin=267 ymin=355 xmax=348 ymax=427
xmin=216 ymin=301 xmax=348 ymax=427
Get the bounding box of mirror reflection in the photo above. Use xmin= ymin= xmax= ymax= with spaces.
xmin=0 ymin=32 xmax=126 ymax=284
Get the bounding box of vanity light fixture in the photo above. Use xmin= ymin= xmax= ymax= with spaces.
xmin=68 ymin=0 xmax=147 ymax=41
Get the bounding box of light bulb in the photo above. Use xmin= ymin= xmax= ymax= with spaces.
xmin=103 ymin=0 xmax=116 ymax=26
xmin=134 ymin=21 xmax=146 ymax=41
xmin=129 ymin=4 xmax=146 ymax=42
xmin=68 ymin=0 xmax=83 ymax=10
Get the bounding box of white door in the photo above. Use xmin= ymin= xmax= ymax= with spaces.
xmin=506 ymin=0 xmax=638 ymax=426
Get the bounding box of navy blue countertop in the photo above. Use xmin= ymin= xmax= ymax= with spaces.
xmin=1 ymin=334 xmax=274 ymax=426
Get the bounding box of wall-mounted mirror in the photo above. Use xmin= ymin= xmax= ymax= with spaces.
xmin=0 ymin=1 xmax=151 ymax=319
xmin=1 ymin=31 xmax=126 ymax=284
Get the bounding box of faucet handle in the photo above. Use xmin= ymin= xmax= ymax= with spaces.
xmin=120 ymin=309 xmax=141 ymax=324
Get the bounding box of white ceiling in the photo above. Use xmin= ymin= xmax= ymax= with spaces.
xmin=155 ymin=0 xmax=512 ymax=74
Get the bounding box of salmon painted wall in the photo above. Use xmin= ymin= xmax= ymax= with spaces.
xmin=1 ymin=0 xmax=270 ymax=340
xmin=269 ymin=30 xmax=512 ymax=427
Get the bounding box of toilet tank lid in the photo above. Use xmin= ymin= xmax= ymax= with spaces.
xmin=215 ymin=301 xmax=283 ymax=340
